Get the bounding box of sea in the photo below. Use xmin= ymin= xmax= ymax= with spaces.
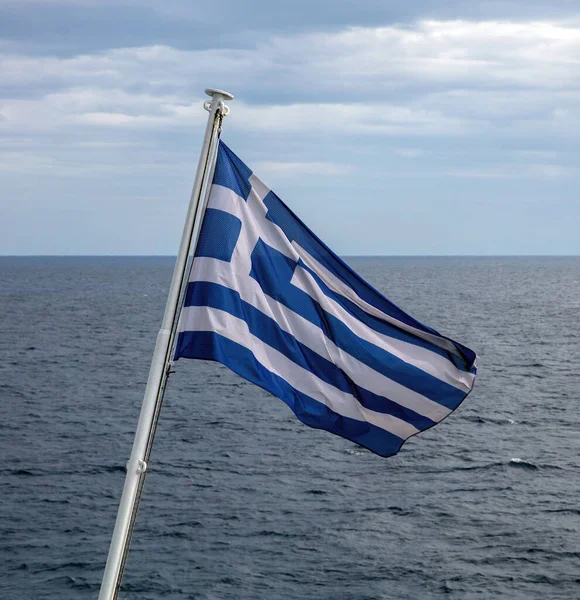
xmin=1 ymin=256 xmax=579 ymax=600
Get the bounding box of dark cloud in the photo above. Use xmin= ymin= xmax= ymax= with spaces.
xmin=1 ymin=0 xmax=579 ymax=56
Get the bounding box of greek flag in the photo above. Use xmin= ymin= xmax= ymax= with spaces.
xmin=174 ymin=141 xmax=477 ymax=457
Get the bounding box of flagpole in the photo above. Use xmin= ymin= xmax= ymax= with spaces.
xmin=98 ymin=88 xmax=234 ymax=600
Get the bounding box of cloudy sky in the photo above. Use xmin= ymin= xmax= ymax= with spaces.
xmin=1 ymin=0 xmax=579 ymax=255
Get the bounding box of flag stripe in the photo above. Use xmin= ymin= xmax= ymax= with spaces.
xmin=184 ymin=281 xmax=438 ymax=429
xmin=291 ymin=263 xmax=474 ymax=389
xmin=185 ymin=259 xmax=453 ymax=421
xmin=294 ymin=247 xmax=473 ymax=368
xmin=178 ymin=305 xmax=420 ymax=440
xmin=248 ymin=239 xmax=467 ymax=409
xmin=175 ymin=330 xmax=407 ymax=457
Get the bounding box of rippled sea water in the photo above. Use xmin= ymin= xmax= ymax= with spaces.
xmin=1 ymin=256 xmax=579 ymax=600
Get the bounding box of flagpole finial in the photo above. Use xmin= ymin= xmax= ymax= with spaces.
xmin=205 ymin=88 xmax=234 ymax=101
xmin=204 ymin=89 xmax=234 ymax=116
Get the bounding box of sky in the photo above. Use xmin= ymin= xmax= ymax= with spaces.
xmin=1 ymin=0 xmax=579 ymax=255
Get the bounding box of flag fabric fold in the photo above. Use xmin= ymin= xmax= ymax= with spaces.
xmin=175 ymin=141 xmax=477 ymax=457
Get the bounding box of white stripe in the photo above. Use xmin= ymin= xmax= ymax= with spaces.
xmin=248 ymin=173 xmax=270 ymax=201
xmin=291 ymin=264 xmax=474 ymax=393
xmin=181 ymin=305 xmax=419 ymax=440
xmin=181 ymin=257 xmax=452 ymax=422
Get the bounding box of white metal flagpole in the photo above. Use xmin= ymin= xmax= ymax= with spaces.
xmin=98 ymin=88 xmax=234 ymax=600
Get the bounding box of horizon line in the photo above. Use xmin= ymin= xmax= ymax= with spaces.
xmin=1 ymin=254 xmax=579 ymax=259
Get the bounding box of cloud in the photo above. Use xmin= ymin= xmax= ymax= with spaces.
xmin=2 ymin=19 xmax=580 ymax=139
xmin=3 ymin=1 xmax=580 ymax=58
xmin=0 ymin=90 xmax=476 ymax=137
xmin=1 ymin=18 xmax=580 ymax=181
xmin=4 ymin=19 xmax=580 ymax=91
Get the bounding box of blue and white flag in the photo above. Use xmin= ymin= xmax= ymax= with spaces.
xmin=175 ymin=141 xmax=477 ymax=457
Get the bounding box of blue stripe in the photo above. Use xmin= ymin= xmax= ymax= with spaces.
xmin=180 ymin=281 xmax=437 ymax=430
xmin=174 ymin=330 xmax=406 ymax=457
xmin=213 ymin=141 xmax=253 ymax=201
xmin=248 ymin=239 xmax=468 ymax=410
